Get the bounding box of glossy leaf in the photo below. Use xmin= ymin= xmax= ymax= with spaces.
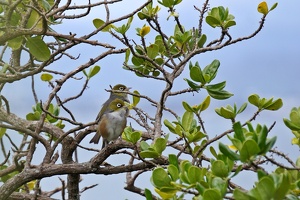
xmin=93 ymin=18 xmax=113 ymax=32
xmin=211 ymin=160 xmax=228 ymax=178
xmin=203 ymin=59 xmax=220 ymax=83
xmin=152 ymin=167 xmax=172 ymax=188
xmin=185 ymin=78 xmax=202 ymax=90
xmin=264 ymin=98 xmax=283 ymax=111
xmin=132 ymin=90 xmax=140 ymax=107
xmin=224 ymin=20 xmax=236 ymax=29
xmin=270 ymin=2 xmax=278 ymax=12
xmin=206 ymin=16 xmax=220 ymax=28
xmin=0 ymin=128 xmax=6 ymax=139
xmin=248 ymin=94 xmax=260 ymax=107
xmin=190 ymin=65 xmax=205 ymax=83
xmin=182 ymin=101 xmax=194 ymax=112
xmin=188 ymin=166 xmax=203 ymax=184
xmin=26 ymin=36 xmax=51 ymax=61
xmin=198 ymin=34 xmax=207 ymax=48
xmin=168 ymin=154 xmax=179 ymax=169
xmin=233 ymin=189 xmax=256 ymax=200
xmin=168 ymin=165 xmax=179 ymax=181
xmin=250 ymin=176 xmax=275 ymax=199
xmin=237 ymin=103 xmax=247 ymax=114
xmin=182 ymin=111 xmax=194 ymax=131
xmin=233 ymin=122 xmax=245 ymax=142
xmin=140 ymin=150 xmax=160 ymax=158
xmin=147 ymin=44 xmax=159 ymax=59
xmin=153 ymin=138 xmax=167 ymax=154
xmin=145 ymin=188 xmax=153 ymax=200
xmin=203 ymin=188 xmax=221 ymax=200
xmin=40 ymin=73 xmax=53 ymax=82
xmin=240 ymin=139 xmax=260 ymax=162
xmin=219 ymin=142 xmax=240 ymax=161
xmin=199 ymin=96 xmax=211 ymax=112
xmin=7 ymin=36 xmax=23 ymax=50
xmin=206 ymin=87 xmax=233 ymax=100
xmin=164 ymin=119 xmax=176 ymax=133
xmin=88 ymin=65 xmax=101 ymax=79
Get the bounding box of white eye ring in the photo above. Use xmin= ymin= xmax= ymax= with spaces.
xmin=119 ymin=86 xmax=125 ymax=91
xmin=116 ymin=103 xmax=122 ymax=108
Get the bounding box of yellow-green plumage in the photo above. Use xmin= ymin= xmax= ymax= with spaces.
xmin=90 ymin=84 xmax=130 ymax=148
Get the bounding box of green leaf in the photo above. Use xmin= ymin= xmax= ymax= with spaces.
xmin=140 ymin=150 xmax=160 ymax=158
xmin=199 ymin=96 xmax=211 ymax=112
xmin=257 ymin=125 xmax=268 ymax=151
xmin=203 ymin=59 xmax=220 ymax=83
xmin=283 ymin=118 xmax=300 ymax=131
xmin=203 ymin=188 xmax=222 ymax=200
xmin=140 ymin=141 xmax=150 ymax=150
xmin=212 ymin=177 xmax=227 ymax=197
xmin=233 ymin=122 xmax=245 ymax=142
xmin=188 ymin=166 xmax=203 ymax=184
xmin=88 ymin=65 xmax=100 ymax=79
xmin=40 ymin=73 xmax=53 ymax=82
xmin=190 ymin=65 xmax=205 ymax=83
xmin=147 ymin=44 xmax=159 ymax=59
xmin=250 ymin=176 xmax=275 ymax=199
xmin=132 ymin=56 xmax=144 ymax=66
xmin=182 ymin=101 xmax=194 ymax=112
xmin=269 ymin=2 xmax=278 ymax=11
xmin=153 ymin=138 xmax=167 ymax=154
xmin=185 ymin=78 xmax=202 ymax=90
xmin=261 ymin=136 xmax=276 ymax=154
xmin=206 ymin=16 xmax=221 ymax=28
xmin=26 ymin=112 xmax=40 ymax=121
xmin=211 ymin=160 xmax=228 ymax=178
xmin=224 ymin=20 xmax=236 ymax=29
xmin=206 ymin=81 xmax=226 ymax=91
xmin=168 ymin=154 xmax=179 ymax=169
xmin=198 ymin=34 xmax=207 ymax=48
xmin=182 ymin=111 xmax=194 ymax=131
xmin=248 ymin=94 xmax=260 ymax=107
xmin=152 ymin=167 xmax=172 ymax=188
xmin=168 ymin=165 xmax=179 ymax=181
xmin=206 ymin=88 xmax=233 ymax=100
xmin=240 ymin=139 xmax=260 ymax=162
xmin=93 ymin=18 xmax=113 ymax=32
xmin=264 ymin=98 xmax=283 ymax=111
xmin=26 ymin=36 xmax=51 ymax=61
xmin=0 ymin=128 xmax=6 ymax=139
xmin=219 ymin=143 xmax=240 ymax=161
xmin=233 ymin=189 xmax=256 ymax=200
xmin=7 ymin=36 xmax=23 ymax=50
xmin=145 ymin=188 xmax=153 ymax=200
xmin=132 ymin=90 xmax=140 ymax=107
xmin=210 ymin=146 xmax=218 ymax=159
xmin=158 ymin=0 xmax=174 ymax=8
xmin=125 ymin=48 xmax=130 ymax=64
xmin=237 ymin=103 xmax=247 ymax=114
xmin=164 ymin=119 xmax=176 ymax=133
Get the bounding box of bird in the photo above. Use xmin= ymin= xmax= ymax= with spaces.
xmin=95 ymin=84 xmax=131 ymax=123
xmin=89 ymin=91 xmax=130 ymax=148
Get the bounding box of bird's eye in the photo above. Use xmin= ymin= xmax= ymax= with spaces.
xmin=119 ymin=86 xmax=125 ymax=91
xmin=116 ymin=103 xmax=122 ymax=108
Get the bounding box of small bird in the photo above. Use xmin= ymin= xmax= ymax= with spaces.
xmin=95 ymin=84 xmax=131 ymax=122
xmin=89 ymin=98 xmax=129 ymax=148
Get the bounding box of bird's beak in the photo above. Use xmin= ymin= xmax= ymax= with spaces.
xmin=125 ymin=87 xmax=132 ymax=91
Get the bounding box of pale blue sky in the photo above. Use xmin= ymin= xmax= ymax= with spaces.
xmin=1 ymin=0 xmax=300 ymax=199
